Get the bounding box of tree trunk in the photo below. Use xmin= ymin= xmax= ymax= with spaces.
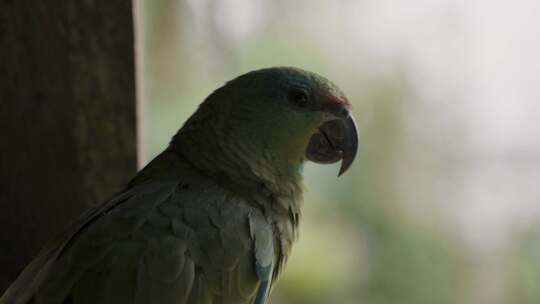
xmin=0 ymin=1 xmax=137 ymax=292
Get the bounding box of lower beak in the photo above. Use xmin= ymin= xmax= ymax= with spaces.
xmin=305 ymin=111 xmax=359 ymax=176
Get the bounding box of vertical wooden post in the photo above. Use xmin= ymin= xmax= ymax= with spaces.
xmin=0 ymin=1 xmax=137 ymax=292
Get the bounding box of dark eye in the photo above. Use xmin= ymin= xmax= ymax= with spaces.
xmin=289 ymin=88 xmax=309 ymax=108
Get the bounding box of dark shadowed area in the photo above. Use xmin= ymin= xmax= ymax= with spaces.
xmin=0 ymin=1 xmax=137 ymax=292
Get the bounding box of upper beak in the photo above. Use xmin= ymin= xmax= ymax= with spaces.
xmin=305 ymin=106 xmax=359 ymax=176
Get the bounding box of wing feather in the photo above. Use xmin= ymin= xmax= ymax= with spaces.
xmin=2 ymin=172 xmax=278 ymax=304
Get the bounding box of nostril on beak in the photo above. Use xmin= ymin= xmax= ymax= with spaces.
xmin=321 ymin=99 xmax=350 ymax=118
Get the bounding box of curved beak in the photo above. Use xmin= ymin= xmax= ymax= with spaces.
xmin=305 ymin=107 xmax=359 ymax=176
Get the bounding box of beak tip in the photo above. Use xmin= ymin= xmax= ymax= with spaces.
xmin=337 ymin=159 xmax=352 ymax=177
xmin=337 ymin=115 xmax=358 ymax=177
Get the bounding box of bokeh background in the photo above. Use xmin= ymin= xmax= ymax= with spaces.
xmin=134 ymin=1 xmax=540 ymax=303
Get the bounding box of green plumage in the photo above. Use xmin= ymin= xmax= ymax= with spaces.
xmin=1 ymin=67 xmax=356 ymax=304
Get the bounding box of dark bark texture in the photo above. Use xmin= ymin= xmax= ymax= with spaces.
xmin=0 ymin=1 xmax=137 ymax=292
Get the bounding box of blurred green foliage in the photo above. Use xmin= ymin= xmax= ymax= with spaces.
xmin=506 ymin=230 xmax=540 ymax=304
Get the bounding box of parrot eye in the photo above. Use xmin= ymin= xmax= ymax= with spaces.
xmin=289 ymin=88 xmax=310 ymax=108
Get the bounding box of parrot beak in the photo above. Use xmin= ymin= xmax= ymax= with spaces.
xmin=305 ymin=105 xmax=359 ymax=176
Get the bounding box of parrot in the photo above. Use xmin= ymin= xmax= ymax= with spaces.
xmin=1 ymin=67 xmax=358 ymax=304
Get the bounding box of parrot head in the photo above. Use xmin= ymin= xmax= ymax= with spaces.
xmin=224 ymin=67 xmax=358 ymax=176
xmin=173 ymin=67 xmax=358 ymax=189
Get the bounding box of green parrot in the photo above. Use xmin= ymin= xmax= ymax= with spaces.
xmin=1 ymin=67 xmax=358 ymax=304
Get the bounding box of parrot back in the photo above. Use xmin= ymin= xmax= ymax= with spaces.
xmin=1 ymin=152 xmax=284 ymax=304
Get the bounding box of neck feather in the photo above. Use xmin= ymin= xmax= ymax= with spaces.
xmin=170 ymin=98 xmax=305 ymax=207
